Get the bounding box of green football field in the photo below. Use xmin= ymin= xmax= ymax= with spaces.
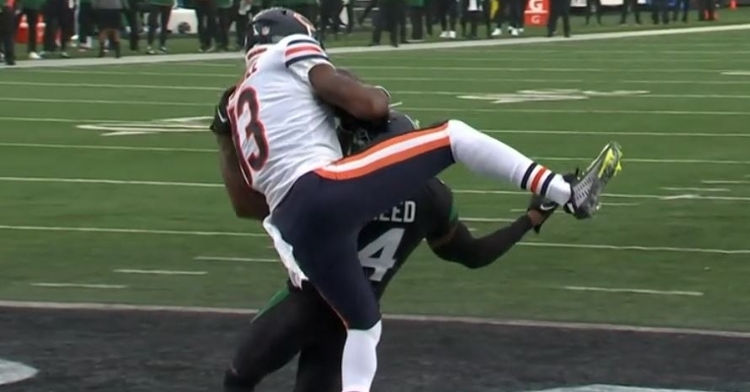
xmin=1 ymin=23 xmax=750 ymax=334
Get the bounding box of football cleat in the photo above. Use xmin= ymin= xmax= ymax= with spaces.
xmin=528 ymin=170 xmax=578 ymax=233
xmin=564 ymin=142 xmax=623 ymax=219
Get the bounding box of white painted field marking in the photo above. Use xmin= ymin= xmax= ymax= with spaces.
xmin=5 ymin=23 xmax=747 ymax=69
xmin=114 ymin=269 xmax=207 ymax=275
xmin=9 ymin=81 xmax=750 ymax=101
xmin=403 ymin=106 xmax=750 ymax=116
xmin=0 ymin=116 xmax=126 ymax=123
xmin=702 ymin=180 xmax=750 ymax=185
xmin=438 ymin=48 xmax=750 ymax=54
xmin=483 ymin=130 xmax=750 ymax=139
xmin=0 ymin=142 xmax=216 ymax=153
xmin=0 ymin=176 xmax=223 ymax=187
xmin=721 ymin=71 xmax=750 ymax=75
xmin=17 ymin=68 xmax=750 ymax=86
xmin=453 ymin=189 xmax=750 ymax=202
xmin=3 ymin=176 xmax=750 ymax=201
xmin=0 ymin=225 xmax=262 ymax=237
xmin=0 ymin=224 xmax=747 ymax=255
xmin=658 ymin=194 xmax=700 ymax=200
xmin=0 ymin=81 xmax=222 ymax=91
xmin=6 ymin=95 xmax=750 ymax=116
xmin=338 ymin=57 xmax=750 ymax=64
xmin=661 ymin=187 xmax=730 ymax=192
xmin=194 ymin=256 xmax=276 ymax=263
xmin=560 ymin=286 xmax=704 ymax=297
xmin=519 ymin=242 xmax=750 ymax=255
xmin=2 ymin=300 xmax=750 ymax=339
xmin=461 ymin=217 xmax=514 ymax=223
xmin=31 ymin=283 xmax=127 ymax=289
xmin=0 ymin=97 xmax=207 ymax=107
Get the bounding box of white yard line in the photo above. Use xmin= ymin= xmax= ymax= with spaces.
xmin=721 ymin=71 xmax=750 ymax=76
xmin=0 ymin=224 xmax=262 ymax=237
xmin=194 ymin=256 xmax=276 ymax=263
xmin=1 ymin=300 xmax=749 ymax=339
xmin=3 ymin=23 xmax=748 ymax=69
xmin=600 ymin=202 xmax=640 ymax=206
xmin=661 ymin=187 xmax=730 ymax=192
xmin=560 ymin=286 xmax=704 ymax=297
xmin=113 ymin=269 xmax=207 ymax=275
xmin=702 ymin=180 xmax=750 ymax=185
xmin=8 ymin=81 xmax=750 ymax=101
xmin=30 ymin=283 xmax=127 ymax=289
xmin=3 ymin=176 xmax=750 ymax=200
xmin=518 ymin=242 xmax=750 ymax=255
xmin=20 ymin=69 xmax=750 ymax=85
xmin=461 ymin=217 xmax=514 ymax=223
xmin=0 ymin=224 xmax=747 ymax=255
xmin=5 ymin=96 xmax=750 ymax=116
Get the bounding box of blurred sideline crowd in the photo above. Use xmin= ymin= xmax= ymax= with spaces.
xmin=0 ymin=0 xmax=724 ymax=65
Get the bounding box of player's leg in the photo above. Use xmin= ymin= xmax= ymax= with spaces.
xmin=265 ymin=207 xmax=381 ymax=392
xmin=314 ymin=119 xmax=620 ymax=223
xmin=293 ymin=294 xmax=347 ymax=392
xmin=224 ymin=284 xmax=323 ymax=391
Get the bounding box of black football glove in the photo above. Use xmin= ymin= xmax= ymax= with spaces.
xmin=209 ymin=85 xmax=237 ymax=136
xmin=527 ymin=169 xmax=579 ymax=234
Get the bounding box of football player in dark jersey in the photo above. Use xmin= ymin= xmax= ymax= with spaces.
xmin=217 ymin=109 xmax=568 ymax=392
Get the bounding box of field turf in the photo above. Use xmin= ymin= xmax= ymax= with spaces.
xmin=2 ymin=21 xmax=750 ymax=336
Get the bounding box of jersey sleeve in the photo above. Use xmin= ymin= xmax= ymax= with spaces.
xmin=282 ymin=36 xmax=332 ymax=85
xmin=424 ymin=178 xmax=459 ymax=242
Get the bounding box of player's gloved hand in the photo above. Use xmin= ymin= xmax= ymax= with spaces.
xmin=527 ymin=169 xmax=579 ymax=234
xmin=210 ymin=85 xmax=237 ymax=136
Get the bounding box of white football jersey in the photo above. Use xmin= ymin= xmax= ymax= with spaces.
xmin=227 ymin=34 xmax=342 ymax=211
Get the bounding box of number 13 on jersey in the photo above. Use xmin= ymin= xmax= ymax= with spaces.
xmin=231 ymin=87 xmax=270 ymax=185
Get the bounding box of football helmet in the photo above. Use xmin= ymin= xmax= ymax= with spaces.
xmin=340 ymin=111 xmax=419 ymax=154
xmin=244 ymin=7 xmax=318 ymax=52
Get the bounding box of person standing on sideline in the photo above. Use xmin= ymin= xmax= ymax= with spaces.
xmin=122 ymin=0 xmax=142 ymax=52
xmin=435 ymin=0 xmax=457 ymax=38
xmin=15 ymin=0 xmax=43 ymax=58
xmin=409 ymin=0 xmax=426 ymax=41
xmin=145 ymin=0 xmax=171 ymax=53
xmin=92 ymin=0 xmax=125 ymax=57
xmin=370 ymin=0 xmax=399 ymax=46
xmin=671 ymin=0 xmax=688 ymax=22
xmin=650 ymin=0 xmax=668 ymax=24
xmin=42 ymin=0 xmax=74 ymax=57
xmin=619 ymin=0 xmax=640 ymax=24
xmin=546 ymin=0 xmax=569 ymax=37
xmin=195 ymin=0 xmax=216 ymax=51
xmin=0 ymin=0 xmax=16 ymax=65
xmin=76 ymin=0 xmax=95 ymax=49
xmin=584 ymin=0 xmax=601 ymax=25
xmin=215 ymin=0 xmax=231 ymax=51
xmin=232 ymin=0 xmax=251 ymax=50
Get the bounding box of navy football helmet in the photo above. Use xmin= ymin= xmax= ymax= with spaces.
xmin=340 ymin=111 xmax=419 ymax=154
xmin=244 ymin=7 xmax=318 ymax=52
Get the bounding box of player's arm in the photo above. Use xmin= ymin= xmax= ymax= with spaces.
xmin=211 ymin=86 xmax=270 ymax=221
xmin=425 ymin=181 xmax=548 ymax=269
xmin=284 ymin=37 xmax=389 ymax=121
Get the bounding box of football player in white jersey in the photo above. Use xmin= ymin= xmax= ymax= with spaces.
xmin=216 ymin=8 xmax=623 ymax=392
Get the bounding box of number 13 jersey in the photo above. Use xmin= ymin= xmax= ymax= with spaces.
xmin=227 ymin=34 xmax=343 ymax=211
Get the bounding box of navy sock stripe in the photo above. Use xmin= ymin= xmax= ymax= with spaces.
xmin=520 ymin=163 xmax=537 ymax=190
xmin=539 ymin=173 xmax=555 ymax=197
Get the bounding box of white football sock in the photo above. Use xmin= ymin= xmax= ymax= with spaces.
xmin=341 ymin=321 xmax=382 ymax=392
xmin=445 ymin=120 xmax=572 ymax=206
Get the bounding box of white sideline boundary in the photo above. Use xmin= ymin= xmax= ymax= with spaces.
xmin=1 ymin=300 xmax=749 ymax=339
xmin=4 ymin=24 xmax=750 ymax=69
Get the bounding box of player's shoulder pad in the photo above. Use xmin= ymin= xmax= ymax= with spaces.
xmin=280 ymin=34 xmax=329 ymax=68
